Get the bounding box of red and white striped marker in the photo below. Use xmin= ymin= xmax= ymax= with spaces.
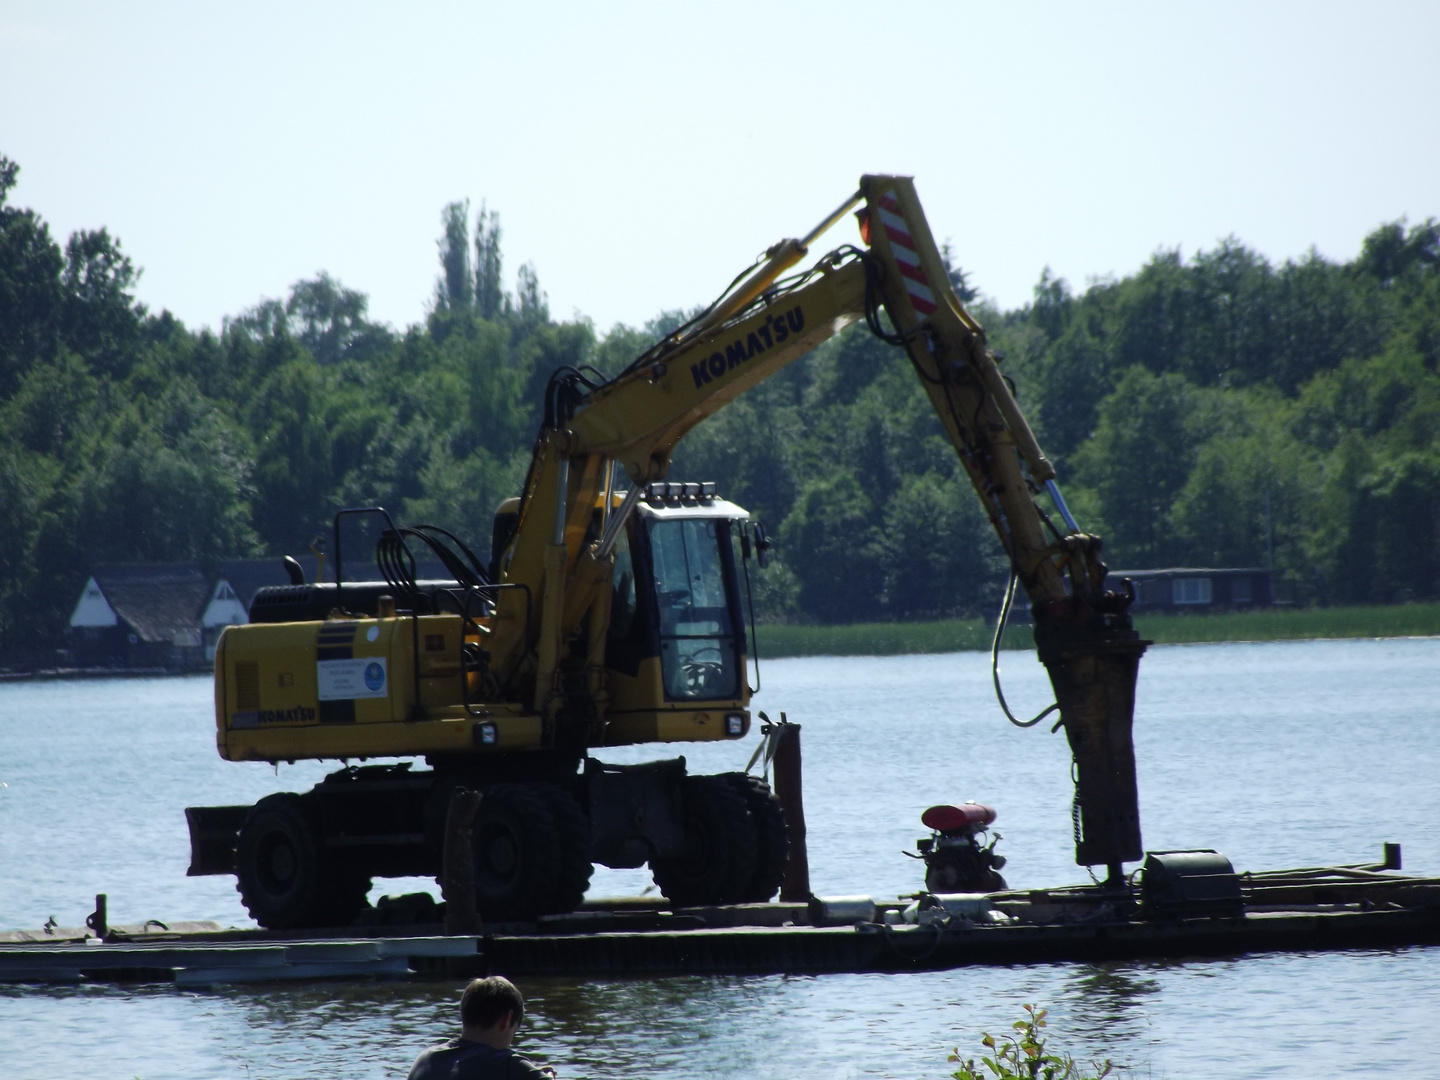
xmin=877 ymin=190 xmax=937 ymax=315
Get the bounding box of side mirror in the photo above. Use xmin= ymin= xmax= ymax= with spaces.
xmin=753 ymin=521 xmax=772 ymax=569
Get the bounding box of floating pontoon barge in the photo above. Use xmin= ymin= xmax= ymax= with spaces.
xmin=6 ymin=855 xmax=1438 ymax=985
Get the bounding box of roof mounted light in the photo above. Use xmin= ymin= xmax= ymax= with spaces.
xmin=644 ymin=481 xmax=721 ymax=506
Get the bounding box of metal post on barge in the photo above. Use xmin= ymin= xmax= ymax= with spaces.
xmin=771 ymin=719 xmax=811 ymax=903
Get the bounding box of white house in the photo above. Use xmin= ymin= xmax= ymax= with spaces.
xmin=68 ymin=564 xmax=209 ymax=669
xmin=201 ymin=559 xmax=297 ymax=659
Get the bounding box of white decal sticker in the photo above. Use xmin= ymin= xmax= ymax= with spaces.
xmin=366 ymin=625 xmax=380 ymax=642
xmin=317 ymin=657 xmax=388 ymax=701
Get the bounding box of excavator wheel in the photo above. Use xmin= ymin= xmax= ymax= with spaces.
xmin=721 ymin=773 xmax=789 ymax=903
xmin=650 ymin=774 xmax=757 ymax=907
xmin=534 ymin=784 xmax=594 ymax=915
xmin=470 ymin=784 xmax=562 ymax=921
xmin=235 ymin=793 xmax=369 ymax=930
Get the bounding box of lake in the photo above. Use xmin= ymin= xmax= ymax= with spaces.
xmin=2 ymin=637 xmax=1437 ymax=1077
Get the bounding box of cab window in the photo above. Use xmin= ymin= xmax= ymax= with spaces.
xmin=648 ymin=517 xmax=738 ymax=700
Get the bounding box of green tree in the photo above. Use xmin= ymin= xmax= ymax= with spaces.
xmin=1028 ymin=324 xmax=1113 ymax=465
xmin=245 ymin=356 xmax=343 ymax=555
xmin=474 ymin=202 xmax=506 ymax=320
xmin=883 ymin=471 xmax=1005 ymax=617
xmin=1267 ymin=249 xmax=1385 ymax=394
xmin=1168 ymin=392 xmax=1320 ymax=580
xmin=515 ymin=262 xmax=548 ymax=325
xmin=0 ymin=440 xmax=55 ymax=650
xmin=285 ymin=271 xmax=390 ymax=364
xmin=3 ymin=350 xmax=107 ymax=460
xmin=940 ymin=241 xmax=979 ymax=303
xmin=1028 ymin=267 xmax=1072 ymax=342
xmin=1073 ymin=367 xmax=1212 ymax=567
xmin=434 ymin=199 xmax=474 ymax=312
xmin=402 ymin=446 xmax=528 ymax=547
xmin=779 ymin=469 xmax=883 ymax=623
xmin=1366 ymin=449 xmax=1440 ymax=602
xmin=1354 ymin=217 xmax=1440 ymax=286
xmin=60 ymin=227 xmax=144 ymax=376
xmin=1182 ymin=237 xmax=1275 ymax=386
xmin=74 ymin=383 xmax=258 ymax=563
xmin=0 ymin=155 xmax=65 ymax=394
xmin=1310 ymin=432 xmax=1377 ymax=604
xmin=1106 ymin=248 xmax=1193 ymax=379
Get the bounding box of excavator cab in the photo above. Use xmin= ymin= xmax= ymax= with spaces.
xmin=606 ymin=482 xmax=749 ymax=704
xmin=601 ymin=482 xmax=754 ymax=737
xmin=490 ymin=480 xmax=753 ymax=713
xmin=649 ymin=511 xmax=739 ymax=700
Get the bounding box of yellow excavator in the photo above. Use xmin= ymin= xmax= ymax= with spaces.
xmin=186 ymin=176 xmax=1148 ymax=929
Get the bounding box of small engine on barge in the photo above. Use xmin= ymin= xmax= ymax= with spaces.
xmin=909 ymin=803 xmax=1008 ymax=894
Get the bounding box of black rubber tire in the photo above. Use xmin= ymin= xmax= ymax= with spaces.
xmin=236 ymin=793 xmax=343 ymax=930
xmin=651 ymin=774 xmax=757 ymax=907
xmin=722 ymin=773 xmax=789 ymax=903
xmin=534 ymin=784 xmax=594 ymax=915
xmin=471 ymin=784 xmax=562 ymax=921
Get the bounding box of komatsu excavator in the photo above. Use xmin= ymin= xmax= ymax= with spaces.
xmin=186 ymin=176 xmax=1148 ymax=929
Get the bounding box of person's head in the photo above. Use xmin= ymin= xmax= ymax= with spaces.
xmin=460 ymin=976 xmax=525 ymax=1034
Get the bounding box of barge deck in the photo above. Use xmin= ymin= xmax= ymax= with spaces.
xmin=5 ymin=861 xmax=1439 ymax=985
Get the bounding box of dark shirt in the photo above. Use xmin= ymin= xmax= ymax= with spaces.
xmin=406 ymin=1038 xmax=551 ymax=1080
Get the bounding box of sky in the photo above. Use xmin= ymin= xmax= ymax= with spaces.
xmin=3 ymin=1 xmax=1437 ymax=338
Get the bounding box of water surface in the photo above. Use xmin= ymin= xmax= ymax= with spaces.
xmin=2 ymin=638 xmax=1437 ymax=1077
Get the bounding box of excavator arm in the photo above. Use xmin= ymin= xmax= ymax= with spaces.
xmin=855 ymin=177 xmax=1148 ymax=877
xmin=494 ymin=175 xmax=1147 ymax=874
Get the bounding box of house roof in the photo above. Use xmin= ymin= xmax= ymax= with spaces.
xmin=70 ymin=576 xmax=119 ymax=628
xmin=89 ymin=563 xmax=209 ymax=643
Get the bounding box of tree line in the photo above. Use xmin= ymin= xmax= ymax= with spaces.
xmin=2 ymin=152 xmax=1437 ymax=655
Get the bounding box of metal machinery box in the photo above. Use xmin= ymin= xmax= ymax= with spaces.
xmin=1141 ymin=849 xmax=1243 ymax=919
